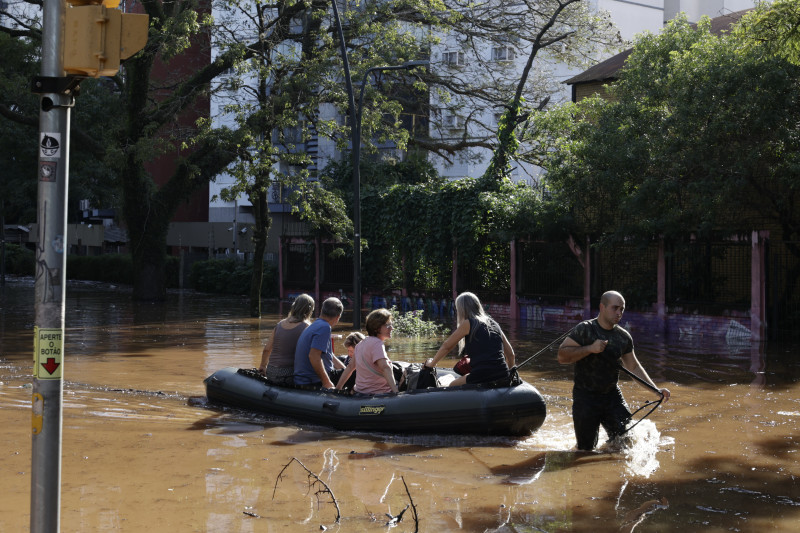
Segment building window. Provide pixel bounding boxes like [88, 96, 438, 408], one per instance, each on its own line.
[442, 50, 464, 67]
[441, 113, 463, 130]
[491, 46, 516, 62]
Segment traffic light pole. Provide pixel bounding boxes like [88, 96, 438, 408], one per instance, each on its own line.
[32, 0, 71, 530]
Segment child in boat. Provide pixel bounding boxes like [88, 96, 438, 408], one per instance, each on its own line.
[424, 292, 515, 387]
[337, 308, 399, 394]
[336, 331, 364, 390]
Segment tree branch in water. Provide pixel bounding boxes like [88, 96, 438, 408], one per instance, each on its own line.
[273, 457, 341, 524]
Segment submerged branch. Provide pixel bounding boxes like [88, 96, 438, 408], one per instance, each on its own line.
[401, 476, 419, 532]
[273, 457, 341, 524]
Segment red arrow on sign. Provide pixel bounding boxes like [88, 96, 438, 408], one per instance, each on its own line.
[41, 358, 60, 375]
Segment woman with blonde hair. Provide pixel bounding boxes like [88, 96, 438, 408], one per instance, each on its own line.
[424, 292, 514, 387]
[258, 294, 315, 385]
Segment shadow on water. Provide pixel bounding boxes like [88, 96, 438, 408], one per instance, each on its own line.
[4, 278, 800, 531]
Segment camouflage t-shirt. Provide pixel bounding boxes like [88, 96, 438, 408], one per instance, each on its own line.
[568, 319, 634, 393]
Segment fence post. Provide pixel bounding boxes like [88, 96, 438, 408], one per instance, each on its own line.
[751, 230, 768, 340]
[315, 236, 320, 307]
[657, 238, 666, 328]
[278, 236, 284, 300]
[452, 247, 458, 301]
[509, 240, 518, 321]
[583, 235, 591, 319]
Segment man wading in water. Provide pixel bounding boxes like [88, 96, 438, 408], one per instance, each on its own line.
[558, 290, 671, 451]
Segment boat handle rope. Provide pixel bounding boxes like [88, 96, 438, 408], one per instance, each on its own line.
[617, 363, 664, 434]
[515, 327, 576, 371]
[512, 328, 665, 434]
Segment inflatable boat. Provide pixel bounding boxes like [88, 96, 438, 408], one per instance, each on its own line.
[204, 366, 546, 436]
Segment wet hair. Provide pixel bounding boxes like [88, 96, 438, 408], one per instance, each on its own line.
[320, 297, 344, 319]
[455, 292, 491, 353]
[343, 331, 365, 348]
[365, 308, 392, 337]
[455, 292, 488, 326]
[288, 293, 315, 322]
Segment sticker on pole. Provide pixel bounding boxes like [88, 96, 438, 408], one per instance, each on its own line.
[34, 327, 63, 380]
[40, 161, 57, 182]
[40, 132, 61, 159]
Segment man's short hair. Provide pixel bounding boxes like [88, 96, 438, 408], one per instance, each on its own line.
[320, 297, 344, 318]
[600, 290, 625, 307]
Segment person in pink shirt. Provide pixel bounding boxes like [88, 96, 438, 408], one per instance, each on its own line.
[337, 308, 398, 395]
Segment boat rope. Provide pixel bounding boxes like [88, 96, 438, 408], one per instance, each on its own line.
[617, 363, 664, 434]
[515, 327, 575, 370]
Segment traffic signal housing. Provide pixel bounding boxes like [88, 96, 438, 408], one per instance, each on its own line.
[62, 0, 149, 77]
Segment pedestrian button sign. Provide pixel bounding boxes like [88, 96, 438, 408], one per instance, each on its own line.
[34, 327, 63, 380]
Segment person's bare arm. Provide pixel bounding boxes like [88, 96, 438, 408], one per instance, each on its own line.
[308, 348, 334, 389]
[375, 358, 399, 393]
[335, 359, 356, 390]
[500, 330, 515, 368]
[620, 351, 671, 401]
[425, 319, 471, 368]
[557, 336, 608, 364]
[258, 326, 278, 374]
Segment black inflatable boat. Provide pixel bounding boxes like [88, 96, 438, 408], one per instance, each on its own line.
[204, 366, 546, 436]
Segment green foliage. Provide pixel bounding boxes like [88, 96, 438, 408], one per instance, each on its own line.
[189, 258, 278, 297]
[735, 0, 800, 65]
[389, 306, 447, 337]
[320, 154, 565, 292]
[539, 11, 800, 246]
[2, 244, 35, 276]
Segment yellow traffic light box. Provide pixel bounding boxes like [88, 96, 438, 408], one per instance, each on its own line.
[62, 0, 149, 77]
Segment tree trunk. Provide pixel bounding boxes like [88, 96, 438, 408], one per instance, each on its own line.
[123, 163, 170, 301]
[247, 182, 272, 317]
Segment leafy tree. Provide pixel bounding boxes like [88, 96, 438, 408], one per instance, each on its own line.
[538, 14, 800, 248]
[211, 0, 435, 315]
[427, 0, 622, 174]
[0, 8, 118, 226]
[1, 0, 623, 306]
[736, 0, 800, 65]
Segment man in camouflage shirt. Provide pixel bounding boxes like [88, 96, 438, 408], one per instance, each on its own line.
[558, 291, 671, 450]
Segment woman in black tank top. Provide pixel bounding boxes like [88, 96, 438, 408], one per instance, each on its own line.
[423, 292, 515, 387]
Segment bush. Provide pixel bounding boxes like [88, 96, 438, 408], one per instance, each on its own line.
[189, 258, 278, 297]
[2, 243, 35, 275]
[389, 306, 448, 337]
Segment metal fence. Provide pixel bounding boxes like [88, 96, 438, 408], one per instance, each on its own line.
[458, 240, 510, 302]
[767, 240, 800, 337]
[286, 235, 794, 332]
[283, 242, 315, 290]
[517, 240, 583, 305]
[590, 242, 659, 311]
[665, 240, 751, 312]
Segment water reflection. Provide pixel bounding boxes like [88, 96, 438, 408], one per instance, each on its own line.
[1, 278, 799, 531]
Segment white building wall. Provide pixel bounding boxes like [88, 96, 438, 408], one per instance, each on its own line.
[429, 0, 755, 184]
[208, 0, 757, 215]
[664, 0, 755, 22]
[430, 0, 666, 184]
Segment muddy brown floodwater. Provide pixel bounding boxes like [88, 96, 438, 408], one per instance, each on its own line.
[1, 278, 799, 532]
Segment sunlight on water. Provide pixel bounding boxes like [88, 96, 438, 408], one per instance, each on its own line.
[620, 420, 667, 478]
[4, 281, 800, 532]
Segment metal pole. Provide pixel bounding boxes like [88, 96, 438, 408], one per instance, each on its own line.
[329, 1, 360, 328]
[329, 1, 426, 328]
[352, 62, 427, 324]
[32, 0, 71, 530]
